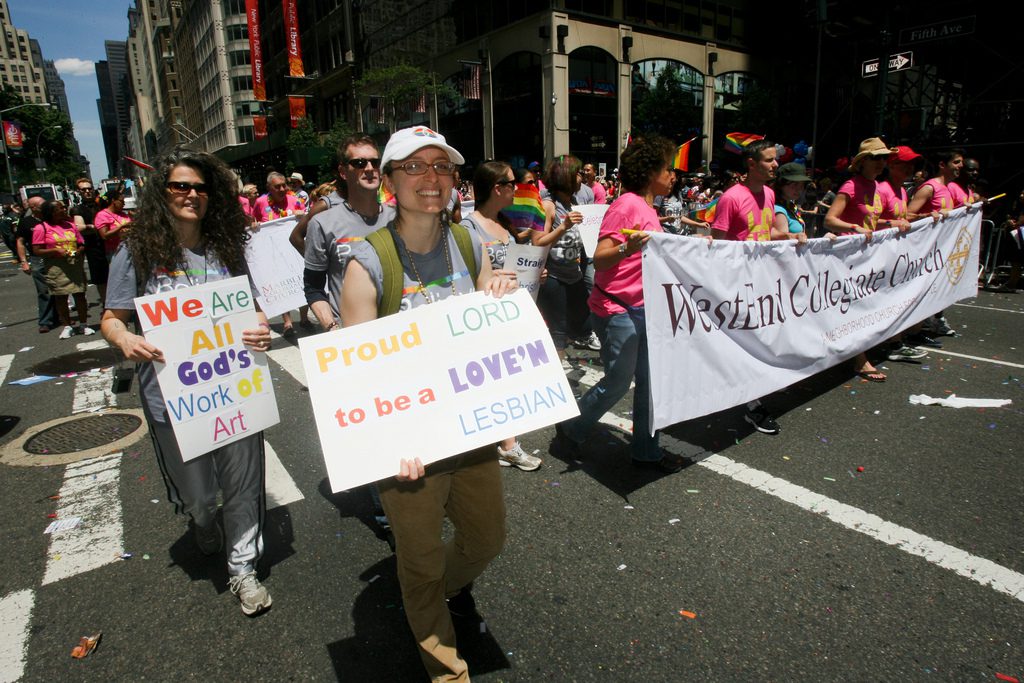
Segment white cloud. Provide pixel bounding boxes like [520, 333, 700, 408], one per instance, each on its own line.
[55, 58, 95, 77]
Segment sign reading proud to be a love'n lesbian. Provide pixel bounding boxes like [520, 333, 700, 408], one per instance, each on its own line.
[134, 276, 280, 461]
[299, 289, 579, 492]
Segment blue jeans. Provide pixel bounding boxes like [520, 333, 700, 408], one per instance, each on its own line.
[563, 308, 661, 461]
[29, 256, 57, 328]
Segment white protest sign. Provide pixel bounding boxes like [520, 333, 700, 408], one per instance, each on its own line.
[505, 243, 549, 300]
[134, 276, 280, 461]
[642, 207, 982, 430]
[244, 215, 306, 318]
[574, 204, 609, 258]
[299, 289, 578, 491]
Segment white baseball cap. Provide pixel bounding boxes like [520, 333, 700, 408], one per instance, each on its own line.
[381, 126, 465, 169]
[288, 172, 304, 183]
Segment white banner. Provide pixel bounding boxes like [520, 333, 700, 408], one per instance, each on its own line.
[643, 207, 982, 430]
[574, 204, 608, 258]
[244, 215, 306, 318]
[299, 289, 578, 491]
[505, 243, 549, 300]
[134, 276, 281, 461]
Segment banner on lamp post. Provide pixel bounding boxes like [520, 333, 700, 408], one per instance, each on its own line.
[252, 115, 268, 140]
[3, 120, 24, 152]
[288, 97, 306, 128]
[282, 0, 305, 78]
[245, 0, 266, 101]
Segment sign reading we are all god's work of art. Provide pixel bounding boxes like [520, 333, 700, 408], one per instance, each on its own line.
[134, 276, 280, 461]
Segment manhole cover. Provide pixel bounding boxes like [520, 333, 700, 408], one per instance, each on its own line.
[23, 413, 144, 455]
[29, 349, 119, 376]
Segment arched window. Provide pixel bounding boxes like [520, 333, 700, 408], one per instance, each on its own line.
[631, 58, 704, 141]
[568, 46, 618, 168]
[492, 51, 543, 169]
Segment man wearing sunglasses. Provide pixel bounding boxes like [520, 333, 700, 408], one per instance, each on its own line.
[303, 133, 395, 331]
[69, 178, 109, 305]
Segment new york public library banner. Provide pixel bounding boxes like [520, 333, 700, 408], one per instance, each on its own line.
[643, 206, 981, 431]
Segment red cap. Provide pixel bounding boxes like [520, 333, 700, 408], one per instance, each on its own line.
[889, 145, 923, 163]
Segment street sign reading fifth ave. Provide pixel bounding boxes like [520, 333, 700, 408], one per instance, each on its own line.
[900, 16, 976, 46]
[861, 52, 914, 78]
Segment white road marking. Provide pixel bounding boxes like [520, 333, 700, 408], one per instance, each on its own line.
[42, 453, 124, 585]
[264, 441, 304, 510]
[935, 349, 1024, 370]
[0, 589, 34, 683]
[76, 340, 110, 351]
[265, 332, 307, 386]
[71, 369, 117, 414]
[698, 453, 1024, 603]
[0, 353, 13, 386]
[584, 368, 1024, 603]
[954, 303, 1023, 314]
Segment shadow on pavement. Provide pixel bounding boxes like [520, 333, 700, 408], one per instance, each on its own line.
[318, 477, 393, 548]
[0, 414, 20, 440]
[326, 556, 510, 680]
[167, 504, 296, 593]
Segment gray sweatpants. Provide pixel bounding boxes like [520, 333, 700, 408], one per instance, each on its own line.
[149, 420, 266, 576]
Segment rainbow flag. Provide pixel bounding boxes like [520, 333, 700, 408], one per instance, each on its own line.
[690, 198, 718, 223]
[378, 183, 395, 206]
[673, 137, 696, 171]
[501, 183, 546, 231]
[724, 132, 764, 155]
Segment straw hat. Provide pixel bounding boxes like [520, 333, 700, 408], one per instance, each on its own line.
[849, 137, 896, 171]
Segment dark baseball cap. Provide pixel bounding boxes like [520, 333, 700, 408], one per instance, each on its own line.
[777, 162, 811, 182]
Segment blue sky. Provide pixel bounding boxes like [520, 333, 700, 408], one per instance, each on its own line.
[9, 0, 131, 180]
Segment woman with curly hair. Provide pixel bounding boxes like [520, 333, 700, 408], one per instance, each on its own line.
[32, 199, 93, 339]
[100, 149, 275, 617]
[552, 136, 687, 473]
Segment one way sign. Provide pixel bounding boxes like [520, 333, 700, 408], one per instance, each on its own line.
[862, 52, 913, 78]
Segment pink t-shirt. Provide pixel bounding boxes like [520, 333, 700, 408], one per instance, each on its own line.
[837, 176, 883, 230]
[589, 192, 663, 316]
[711, 183, 775, 241]
[919, 178, 955, 213]
[239, 196, 251, 216]
[94, 208, 130, 255]
[590, 181, 607, 205]
[878, 181, 908, 221]
[32, 220, 84, 253]
[253, 193, 305, 223]
[948, 181, 969, 208]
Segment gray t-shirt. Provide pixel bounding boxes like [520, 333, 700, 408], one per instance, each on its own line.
[545, 198, 584, 284]
[304, 200, 395, 320]
[347, 223, 482, 314]
[106, 243, 246, 422]
[573, 183, 595, 206]
[460, 213, 509, 270]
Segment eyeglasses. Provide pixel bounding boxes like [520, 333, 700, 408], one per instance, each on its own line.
[391, 160, 457, 176]
[78, 187, 94, 193]
[347, 157, 380, 169]
[166, 181, 209, 195]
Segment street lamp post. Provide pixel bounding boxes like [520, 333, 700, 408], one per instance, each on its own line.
[1, 102, 54, 195]
[34, 124, 61, 179]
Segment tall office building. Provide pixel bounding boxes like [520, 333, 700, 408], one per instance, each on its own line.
[95, 40, 134, 177]
[0, 0, 47, 104]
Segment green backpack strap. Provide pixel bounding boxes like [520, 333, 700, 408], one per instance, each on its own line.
[366, 222, 480, 318]
[365, 227, 404, 317]
[449, 221, 479, 282]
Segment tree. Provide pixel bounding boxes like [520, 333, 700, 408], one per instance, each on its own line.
[1, 87, 84, 191]
[631, 64, 703, 142]
[286, 116, 320, 151]
[355, 64, 456, 133]
[319, 118, 354, 179]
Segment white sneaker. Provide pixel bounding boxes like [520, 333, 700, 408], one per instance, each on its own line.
[78, 325, 96, 336]
[572, 332, 601, 351]
[228, 572, 272, 616]
[497, 442, 542, 471]
[58, 325, 75, 339]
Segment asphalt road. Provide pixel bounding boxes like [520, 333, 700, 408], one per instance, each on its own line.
[0, 252, 1021, 682]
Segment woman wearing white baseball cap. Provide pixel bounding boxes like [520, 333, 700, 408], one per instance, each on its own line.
[340, 125, 515, 682]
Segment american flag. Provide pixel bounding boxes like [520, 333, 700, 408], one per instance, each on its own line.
[415, 91, 427, 113]
[462, 64, 481, 100]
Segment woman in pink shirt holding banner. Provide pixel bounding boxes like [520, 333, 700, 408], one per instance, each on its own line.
[552, 136, 687, 473]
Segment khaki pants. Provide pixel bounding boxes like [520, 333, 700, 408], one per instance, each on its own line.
[379, 446, 506, 682]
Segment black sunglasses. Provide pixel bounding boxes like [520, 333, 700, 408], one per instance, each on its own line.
[166, 181, 209, 195]
[347, 158, 380, 169]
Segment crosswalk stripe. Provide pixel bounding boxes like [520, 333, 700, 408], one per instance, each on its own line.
[585, 365, 1024, 604]
[76, 340, 110, 352]
[265, 441, 304, 510]
[265, 333, 307, 386]
[0, 589, 34, 683]
[71, 369, 116, 414]
[42, 453, 124, 585]
[0, 353, 13, 386]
